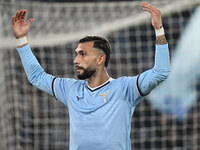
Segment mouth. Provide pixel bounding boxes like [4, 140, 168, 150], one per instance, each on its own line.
[76, 66, 84, 72]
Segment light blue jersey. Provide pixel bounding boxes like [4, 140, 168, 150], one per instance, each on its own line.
[16, 43, 170, 150]
[54, 77, 140, 149]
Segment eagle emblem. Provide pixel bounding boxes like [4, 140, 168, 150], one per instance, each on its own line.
[98, 91, 111, 103]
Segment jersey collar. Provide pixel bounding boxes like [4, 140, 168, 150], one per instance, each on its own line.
[87, 78, 113, 92]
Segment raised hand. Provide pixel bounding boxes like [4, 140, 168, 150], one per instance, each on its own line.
[12, 9, 35, 39]
[141, 2, 162, 30]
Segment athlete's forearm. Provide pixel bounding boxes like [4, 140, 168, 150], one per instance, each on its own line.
[156, 35, 167, 45]
[16, 44, 54, 95]
[138, 44, 170, 96]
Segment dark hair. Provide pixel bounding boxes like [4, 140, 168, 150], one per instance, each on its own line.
[79, 35, 111, 67]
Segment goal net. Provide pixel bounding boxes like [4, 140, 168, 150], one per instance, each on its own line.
[0, 0, 200, 149]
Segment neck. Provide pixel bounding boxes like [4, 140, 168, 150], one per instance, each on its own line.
[87, 67, 109, 88]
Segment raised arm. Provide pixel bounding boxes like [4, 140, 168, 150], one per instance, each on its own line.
[12, 9, 35, 47]
[141, 2, 167, 45]
[137, 3, 170, 96]
[12, 10, 55, 95]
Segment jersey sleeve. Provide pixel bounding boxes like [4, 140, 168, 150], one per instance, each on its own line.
[120, 76, 142, 107]
[138, 44, 170, 95]
[121, 44, 170, 107]
[53, 78, 76, 107]
[16, 44, 55, 95]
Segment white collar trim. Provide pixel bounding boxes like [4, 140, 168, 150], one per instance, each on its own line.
[87, 77, 113, 91]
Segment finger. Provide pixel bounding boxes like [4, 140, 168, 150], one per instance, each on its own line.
[27, 18, 35, 27]
[142, 6, 159, 15]
[143, 8, 159, 15]
[18, 9, 23, 20]
[141, 2, 156, 9]
[143, 7, 161, 22]
[12, 16, 16, 25]
[142, 6, 161, 20]
[21, 10, 27, 20]
[142, 7, 158, 17]
[15, 11, 19, 22]
[141, 2, 160, 14]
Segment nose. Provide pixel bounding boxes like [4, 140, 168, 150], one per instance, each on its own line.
[73, 56, 79, 65]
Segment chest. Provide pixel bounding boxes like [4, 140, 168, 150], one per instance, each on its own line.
[67, 86, 130, 119]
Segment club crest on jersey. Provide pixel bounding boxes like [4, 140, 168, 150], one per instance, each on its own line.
[98, 91, 111, 103]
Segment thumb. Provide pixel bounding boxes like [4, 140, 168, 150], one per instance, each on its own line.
[27, 18, 35, 28]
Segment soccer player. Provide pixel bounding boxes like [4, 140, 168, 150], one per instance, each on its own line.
[12, 2, 170, 150]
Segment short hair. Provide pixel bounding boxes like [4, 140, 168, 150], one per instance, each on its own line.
[79, 35, 111, 67]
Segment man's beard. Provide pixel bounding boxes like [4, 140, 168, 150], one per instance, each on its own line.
[77, 67, 96, 80]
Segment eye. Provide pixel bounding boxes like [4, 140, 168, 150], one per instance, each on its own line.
[81, 51, 87, 56]
[75, 50, 87, 57]
[82, 53, 86, 56]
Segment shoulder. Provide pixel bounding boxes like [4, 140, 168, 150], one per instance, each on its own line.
[114, 76, 138, 83]
[109, 76, 138, 89]
[55, 78, 86, 88]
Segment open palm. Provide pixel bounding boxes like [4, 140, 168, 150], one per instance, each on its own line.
[12, 10, 35, 39]
[141, 2, 162, 30]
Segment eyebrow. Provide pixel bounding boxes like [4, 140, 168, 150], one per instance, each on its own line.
[75, 50, 87, 55]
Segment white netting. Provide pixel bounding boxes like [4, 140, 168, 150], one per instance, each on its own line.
[1, 0, 199, 48]
[0, 0, 200, 149]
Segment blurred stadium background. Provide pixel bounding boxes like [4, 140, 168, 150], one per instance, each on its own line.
[0, 0, 200, 149]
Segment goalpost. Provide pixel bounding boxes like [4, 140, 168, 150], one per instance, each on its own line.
[0, 0, 200, 149]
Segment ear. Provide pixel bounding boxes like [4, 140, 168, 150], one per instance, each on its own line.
[97, 54, 106, 66]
